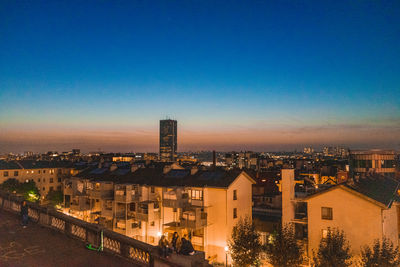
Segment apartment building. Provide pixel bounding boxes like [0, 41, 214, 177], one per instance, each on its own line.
[63, 163, 255, 264]
[282, 169, 400, 257]
[0, 160, 74, 198]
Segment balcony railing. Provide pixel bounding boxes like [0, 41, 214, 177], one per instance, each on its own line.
[88, 189, 114, 199]
[0, 191, 211, 267]
[180, 217, 207, 229]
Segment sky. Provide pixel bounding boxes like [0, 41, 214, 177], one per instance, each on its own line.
[0, 0, 399, 153]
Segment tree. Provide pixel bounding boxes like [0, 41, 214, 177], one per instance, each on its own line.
[46, 190, 63, 206]
[0, 178, 20, 192]
[228, 216, 262, 267]
[0, 178, 40, 202]
[313, 228, 352, 267]
[265, 224, 303, 267]
[360, 237, 400, 267]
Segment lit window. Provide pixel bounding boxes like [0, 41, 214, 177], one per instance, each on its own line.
[191, 190, 203, 200]
[322, 229, 329, 239]
[321, 207, 333, 220]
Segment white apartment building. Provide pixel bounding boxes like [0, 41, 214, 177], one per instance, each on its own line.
[64, 163, 255, 264]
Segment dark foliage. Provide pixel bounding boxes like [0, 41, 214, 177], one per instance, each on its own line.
[360, 237, 400, 267]
[313, 228, 352, 267]
[265, 224, 303, 267]
[228, 217, 262, 267]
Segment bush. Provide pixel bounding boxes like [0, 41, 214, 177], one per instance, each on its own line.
[265, 224, 303, 267]
[228, 217, 262, 267]
[0, 178, 40, 202]
[360, 237, 400, 267]
[313, 228, 352, 267]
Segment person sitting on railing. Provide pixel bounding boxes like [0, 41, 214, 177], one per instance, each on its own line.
[180, 236, 195, 256]
[158, 235, 170, 258]
[171, 232, 182, 253]
[21, 201, 28, 228]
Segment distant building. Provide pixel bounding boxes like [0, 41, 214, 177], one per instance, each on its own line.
[349, 150, 396, 177]
[0, 160, 74, 197]
[225, 151, 258, 170]
[159, 119, 177, 162]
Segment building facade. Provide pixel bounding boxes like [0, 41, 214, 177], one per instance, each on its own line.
[63, 165, 255, 264]
[349, 150, 396, 177]
[160, 119, 178, 162]
[0, 160, 73, 198]
[282, 168, 400, 258]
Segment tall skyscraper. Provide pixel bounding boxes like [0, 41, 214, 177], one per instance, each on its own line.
[159, 119, 177, 162]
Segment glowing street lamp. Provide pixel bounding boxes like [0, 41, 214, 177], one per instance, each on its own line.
[224, 246, 229, 266]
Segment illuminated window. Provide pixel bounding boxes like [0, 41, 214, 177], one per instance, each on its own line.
[321, 207, 333, 220]
[322, 229, 329, 239]
[191, 190, 203, 200]
[233, 208, 237, 219]
[233, 190, 237, 200]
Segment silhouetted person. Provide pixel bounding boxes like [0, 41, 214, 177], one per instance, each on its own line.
[21, 201, 28, 228]
[180, 237, 195, 256]
[158, 235, 170, 258]
[171, 232, 181, 253]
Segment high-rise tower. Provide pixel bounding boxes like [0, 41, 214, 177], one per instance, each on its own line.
[159, 119, 177, 162]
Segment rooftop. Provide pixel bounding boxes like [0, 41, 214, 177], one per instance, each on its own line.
[0, 209, 136, 267]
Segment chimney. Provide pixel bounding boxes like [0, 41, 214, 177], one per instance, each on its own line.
[110, 163, 118, 172]
[131, 165, 139, 173]
[281, 169, 295, 225]
[213, 150, 216, 168]
[191, 166, 198, 175]
[163, 165, 172, 174]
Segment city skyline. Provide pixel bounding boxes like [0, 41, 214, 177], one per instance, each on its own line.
[1, 1, 399, 153]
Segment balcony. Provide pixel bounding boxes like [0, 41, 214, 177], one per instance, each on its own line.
[136, 209, 160, 222]
[136, 201, 160, 222]
[101, 208, 113, 218]
[88, 189, 114, 199]
[180, 209, 207, 229]
[293, 202, 307, 223]
[162, 191, 189, 208]
[114, 190, 140, 203]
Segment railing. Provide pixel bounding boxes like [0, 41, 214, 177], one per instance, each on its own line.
[0, 191, 211, 267]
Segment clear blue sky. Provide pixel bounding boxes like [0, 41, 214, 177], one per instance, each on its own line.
[0, 0, 399, 153]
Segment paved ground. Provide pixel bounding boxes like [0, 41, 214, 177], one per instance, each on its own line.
[0, 209, 138, 267]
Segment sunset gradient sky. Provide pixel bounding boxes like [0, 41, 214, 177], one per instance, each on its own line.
[1, 1, 399, 153]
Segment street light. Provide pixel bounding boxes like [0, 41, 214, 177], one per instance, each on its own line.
[224, 246, 229, 267]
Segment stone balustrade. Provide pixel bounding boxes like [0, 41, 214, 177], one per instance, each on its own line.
[0, 191, 211, 267]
